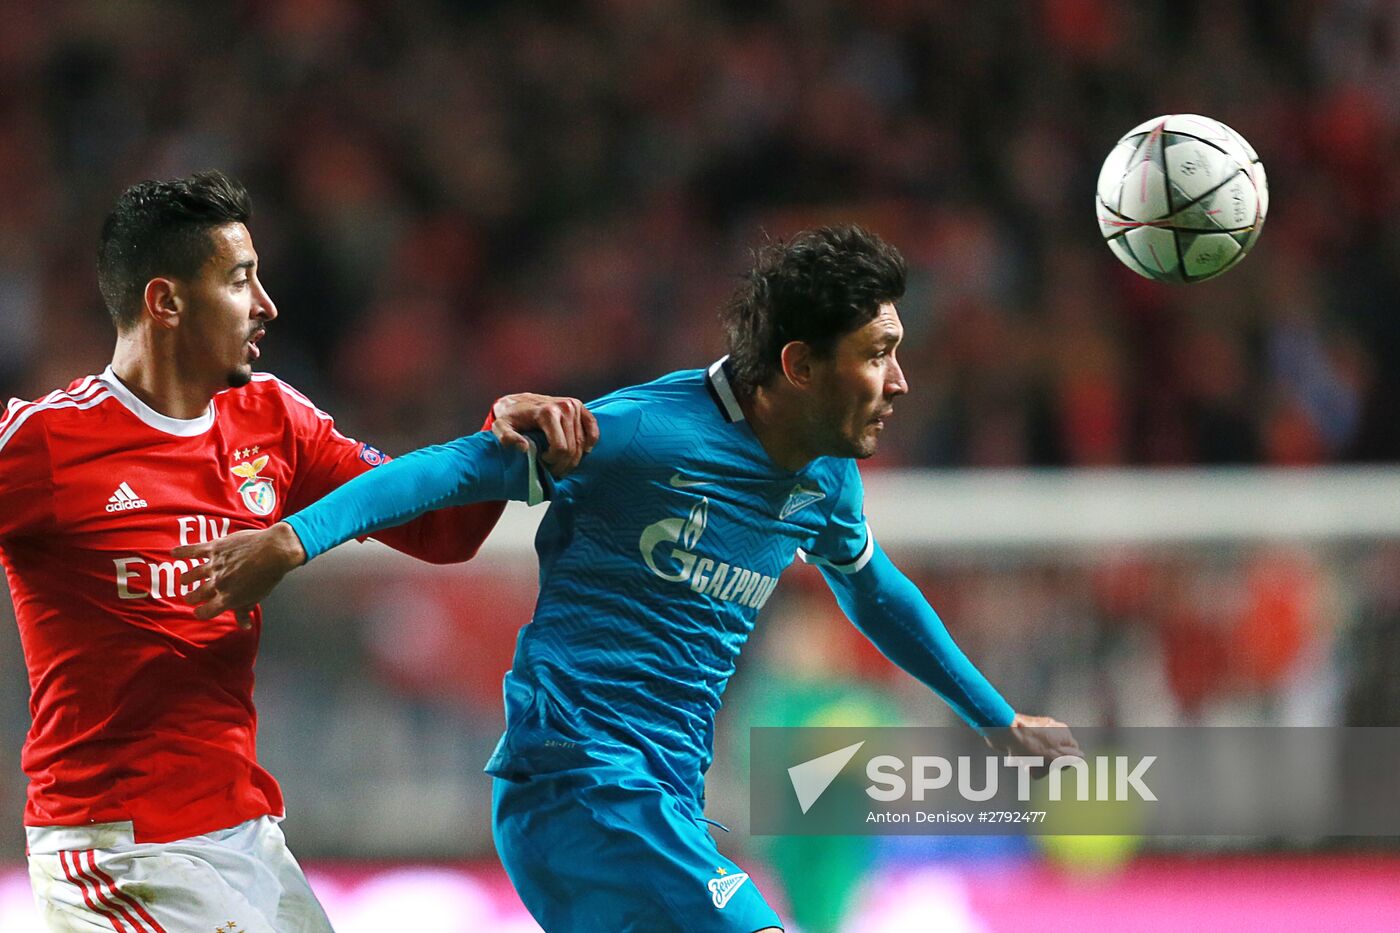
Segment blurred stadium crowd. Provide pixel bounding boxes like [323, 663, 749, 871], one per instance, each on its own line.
[1, 0, 1398, 466]
[2, 4, 1400, 915]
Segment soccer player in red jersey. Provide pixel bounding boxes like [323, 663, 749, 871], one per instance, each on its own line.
[0, 171, 596, 932]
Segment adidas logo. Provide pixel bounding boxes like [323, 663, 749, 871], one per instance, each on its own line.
[706, 871, 750, 909]
[105, 482, 148, 512]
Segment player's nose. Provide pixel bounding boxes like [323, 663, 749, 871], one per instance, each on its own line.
[253, 278, 278, 321]
[887, 356, 909, 397]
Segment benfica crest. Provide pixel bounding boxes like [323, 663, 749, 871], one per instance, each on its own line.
[231, 454, 277, 516]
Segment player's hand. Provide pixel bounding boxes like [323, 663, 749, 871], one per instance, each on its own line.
[984, 713, 1082, 776]
[492, 393, 599, 478]
[173, 523, 307, 624]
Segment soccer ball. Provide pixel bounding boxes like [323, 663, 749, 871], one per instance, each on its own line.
[1096, 114, 1268, 283]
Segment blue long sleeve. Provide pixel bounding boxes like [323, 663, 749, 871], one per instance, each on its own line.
[816, 540, 1015, 731]
[285, 431, 548, 561]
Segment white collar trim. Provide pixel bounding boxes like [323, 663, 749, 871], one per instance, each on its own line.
[99, 366, 217, 436]
[707, 356, 745, 423]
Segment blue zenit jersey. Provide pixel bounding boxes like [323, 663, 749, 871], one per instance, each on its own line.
[286, 357, 1014, 811]
[484, 360, 871, 802]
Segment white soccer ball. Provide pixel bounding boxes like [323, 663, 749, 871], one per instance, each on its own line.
[1096, 114, 1268, 283]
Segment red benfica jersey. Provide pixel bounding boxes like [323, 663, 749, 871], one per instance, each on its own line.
[0, 367, 504, 843]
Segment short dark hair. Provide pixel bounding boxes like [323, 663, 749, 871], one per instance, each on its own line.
[98, 171, 252, 329]
[720, 225, 907, 398]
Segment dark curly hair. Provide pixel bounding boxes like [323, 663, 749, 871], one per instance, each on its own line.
[720, 225, 907, 398]
[98, 170, 252, 330]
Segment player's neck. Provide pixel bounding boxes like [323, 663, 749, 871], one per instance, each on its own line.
[110, 337, 218, 420]
[741, 387, 815, 473]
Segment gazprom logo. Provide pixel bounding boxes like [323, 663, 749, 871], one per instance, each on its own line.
[639, 497, 779, 609]
[681, 499, 707, 549]
[639, 501, 703, 583]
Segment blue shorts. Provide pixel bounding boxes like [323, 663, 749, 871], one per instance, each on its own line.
[493, 767, 784, 933]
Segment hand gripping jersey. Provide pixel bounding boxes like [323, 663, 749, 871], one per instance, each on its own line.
[285, 359, 1015, 813]
[0, 367, 504, 842]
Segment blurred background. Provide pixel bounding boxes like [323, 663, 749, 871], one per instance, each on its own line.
[2, 0, 1399, 930]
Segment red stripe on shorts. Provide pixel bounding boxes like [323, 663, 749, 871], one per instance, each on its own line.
[70, 851, 151, 932]
[58, 850, 127, 932]
[85, 851, 169, 933]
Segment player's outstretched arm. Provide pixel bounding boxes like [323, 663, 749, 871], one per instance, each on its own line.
[815, 541, 1014, 720]
[816, 541, 1082, 761]
[364, 393, 598, 564]
[176, 430, 548, 619]
[814, 539, 1013, 729]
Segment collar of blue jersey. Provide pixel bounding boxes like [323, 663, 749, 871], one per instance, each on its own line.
[705, 357, 745, 423]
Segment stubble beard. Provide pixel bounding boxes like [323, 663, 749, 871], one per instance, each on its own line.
[850, 429, 880, 459]
[226, 364, 253, 388]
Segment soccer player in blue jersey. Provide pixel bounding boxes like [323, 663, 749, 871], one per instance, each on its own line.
[178, 225, 1078, 933]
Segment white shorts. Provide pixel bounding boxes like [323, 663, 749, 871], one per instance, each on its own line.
[25, 816, 334, 933]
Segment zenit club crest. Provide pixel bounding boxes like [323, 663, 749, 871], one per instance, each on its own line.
[231, 454, 277, 516]
[780, 483, 825, 519]
[706, 868, 750, 909]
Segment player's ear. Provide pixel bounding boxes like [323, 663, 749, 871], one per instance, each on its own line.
[779, 341, 818, 389]
[142, 277, 182, 329]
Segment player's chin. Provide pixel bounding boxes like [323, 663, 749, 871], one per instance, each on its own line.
[849, 428, 883, 459]
[226, 362, 254, 388]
